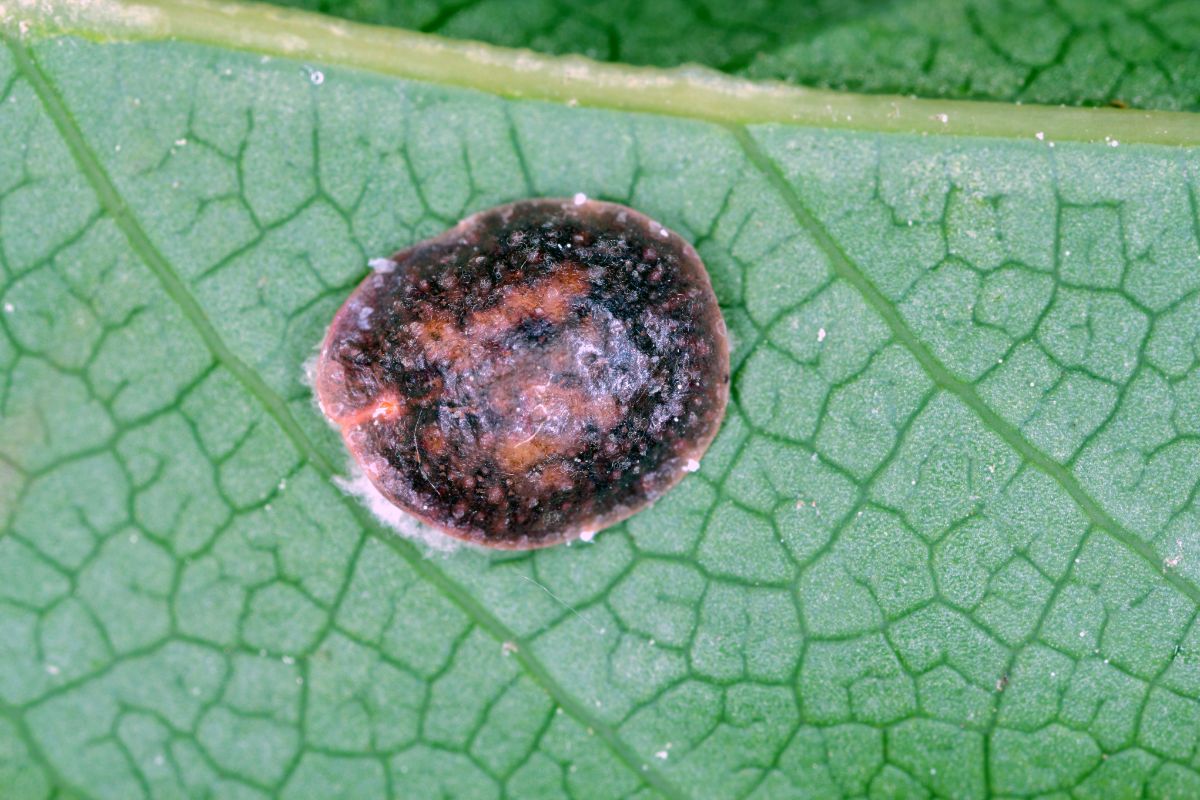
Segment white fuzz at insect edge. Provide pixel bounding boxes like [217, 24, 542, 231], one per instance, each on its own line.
[334, 467, 462, 553]
[301, 353, 321, 390]
[301, 351, 459, 552]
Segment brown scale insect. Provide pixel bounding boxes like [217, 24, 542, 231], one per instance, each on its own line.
[315, 197, 729, 549]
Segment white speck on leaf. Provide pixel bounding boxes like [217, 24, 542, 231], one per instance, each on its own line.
[573, 192, 588, 205]
[817, 327, 826, 342]
[683, 458, 700, 473]
[1166, 539, 1184, 569]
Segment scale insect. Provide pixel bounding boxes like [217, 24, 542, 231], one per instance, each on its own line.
[316, 198, 729, 549]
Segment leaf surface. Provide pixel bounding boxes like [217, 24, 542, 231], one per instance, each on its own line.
[2, 3, 1200, 798]
[267, 0, 1200, 110]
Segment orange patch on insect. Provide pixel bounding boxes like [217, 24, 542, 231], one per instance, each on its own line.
[494, 382, 621, 473]
[331, 394, 405, 431]
[534, 461, 576, 493]
[487, 263, 589, 325]
[497, 432, 562, 473]
[418, 424, 448, 456]
[416, 265, 590, 365]
[418, 317, 470, 364]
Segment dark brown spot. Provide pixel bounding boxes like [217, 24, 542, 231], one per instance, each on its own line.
[316, 198, 729, 549]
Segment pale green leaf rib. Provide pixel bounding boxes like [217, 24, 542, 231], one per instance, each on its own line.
[259, 0, 1200, 114]
[6, 0, 1200, 145]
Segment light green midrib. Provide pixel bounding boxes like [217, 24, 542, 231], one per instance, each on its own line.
[3, 37, 685, 800]
[727, 124, 1200, 607]
[10, 0, 1200, 146]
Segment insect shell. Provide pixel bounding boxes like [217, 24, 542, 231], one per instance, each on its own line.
[316, 197, 729, 549]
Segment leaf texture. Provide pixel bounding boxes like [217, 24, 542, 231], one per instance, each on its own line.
[2, 5, 1200, 798]
[267, 0, 1200, 111]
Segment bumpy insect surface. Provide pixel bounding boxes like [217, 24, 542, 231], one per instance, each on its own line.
[316, 198, 729, 548]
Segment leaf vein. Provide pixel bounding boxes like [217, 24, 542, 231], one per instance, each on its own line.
[729, 121, 1200, 608]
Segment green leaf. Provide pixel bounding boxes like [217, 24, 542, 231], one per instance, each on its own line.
[3, 1, 1200, 798]
[265, 0, 1200, 111]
